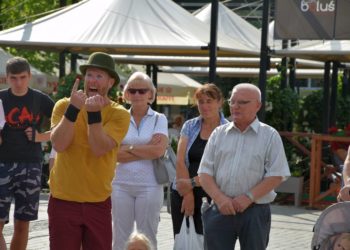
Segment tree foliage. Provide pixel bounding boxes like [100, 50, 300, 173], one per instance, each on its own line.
[265, 74, 299, 131]
[0, 1, 79, 74]
[296, 75, 350, 133]
[296, 90, 323, 133]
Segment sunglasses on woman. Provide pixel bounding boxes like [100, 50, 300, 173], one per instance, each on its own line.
[127, 88, 149, 95]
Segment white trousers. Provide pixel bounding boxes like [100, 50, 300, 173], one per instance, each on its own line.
[111, 183, 163, 250]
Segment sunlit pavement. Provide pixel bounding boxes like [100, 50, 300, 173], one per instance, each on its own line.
[4, 193, 322, 250]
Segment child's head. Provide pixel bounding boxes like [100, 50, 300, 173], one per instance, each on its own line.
[332, 233, 350, 250]
[125, 232, 153, 250]
[6, 57, 31, 75]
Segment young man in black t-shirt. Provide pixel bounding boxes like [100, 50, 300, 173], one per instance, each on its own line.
[0, 57, 54, 250]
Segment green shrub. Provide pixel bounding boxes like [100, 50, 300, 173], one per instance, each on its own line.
[265, 75, 299, 131]
[296, 90, 323, 133]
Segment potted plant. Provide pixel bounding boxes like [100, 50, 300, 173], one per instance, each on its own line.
[276, 176, 304, 207]
[275, 150, 306, 206]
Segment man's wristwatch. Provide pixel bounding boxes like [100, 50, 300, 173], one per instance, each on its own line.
[190, 178, 196, 188]
[245, 191, 255, 202]
[128, 145, 134, 152]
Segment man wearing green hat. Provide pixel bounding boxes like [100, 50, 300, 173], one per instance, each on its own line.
[48, 52, 130, 250]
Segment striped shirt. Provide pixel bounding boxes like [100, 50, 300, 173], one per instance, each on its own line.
[198, 118, 290, 204]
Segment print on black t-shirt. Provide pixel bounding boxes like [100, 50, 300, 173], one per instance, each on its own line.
[6, 106, 40, 129]
[0, 88, 55, 163]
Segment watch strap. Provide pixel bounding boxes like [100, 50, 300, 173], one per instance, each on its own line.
[190, 178, 196, 188]
[246, 191, 255, 202]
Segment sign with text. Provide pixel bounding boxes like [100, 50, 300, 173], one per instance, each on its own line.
[274, 0, 350, 39]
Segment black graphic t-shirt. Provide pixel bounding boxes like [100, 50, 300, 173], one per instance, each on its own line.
[0, 88, 55, 163]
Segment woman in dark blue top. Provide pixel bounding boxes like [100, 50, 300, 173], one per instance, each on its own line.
[171, 83, 228, 239]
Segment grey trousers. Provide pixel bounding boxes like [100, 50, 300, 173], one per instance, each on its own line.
[202, 203, 271, 250]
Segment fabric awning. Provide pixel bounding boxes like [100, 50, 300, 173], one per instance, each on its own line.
[156, 73, 202, 105]
[0, 0, 256, 57]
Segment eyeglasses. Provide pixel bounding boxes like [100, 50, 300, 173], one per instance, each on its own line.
[127, 88, 149, 95]
[227, 99, 255, 107]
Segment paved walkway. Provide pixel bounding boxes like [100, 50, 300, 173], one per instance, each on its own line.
[4, 194, 323, 250]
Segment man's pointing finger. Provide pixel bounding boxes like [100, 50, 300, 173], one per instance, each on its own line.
[71, 78, 80, 93]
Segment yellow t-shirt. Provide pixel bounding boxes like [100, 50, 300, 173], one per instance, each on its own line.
[49, 98, 130, 202]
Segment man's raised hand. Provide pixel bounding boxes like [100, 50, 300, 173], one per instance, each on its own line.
[85, 95, 110, 112]
[70, 78, 86, 110]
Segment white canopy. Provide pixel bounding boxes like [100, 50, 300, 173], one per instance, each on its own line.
[156, 73, 202, 105]
[194, 2, 263, 50]
[273, 40, 350, 62]
[269, 21, 350, 62]
[160, 66, 325, 79]
[0, 48, 55, 92]
[112, 55, 324, 69]
[116, 66, 201, 106]
[0, 0, 256, 57]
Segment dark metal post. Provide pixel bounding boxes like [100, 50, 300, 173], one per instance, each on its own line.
[59, 52, 65, 78]
[208, 0, 218, 83]
[329, 61, 339, 128]
[59, 0, 67, 79]
[258, 0, 270, 121]
[280, 40, 288, 89]
[289, 40, 298, 91]
[151, 65, 158, 110]
[146, 65, 151, 77]
[0, 0, 3, 30]
[342, 69, 349, 98]
[322, 61, 331, 134]
[152, 65, 158, 89]
[70, 53, 78, 73]
[289, 58, 296, 91]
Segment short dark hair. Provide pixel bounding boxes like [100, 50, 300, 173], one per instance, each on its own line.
[6, 57, 31, 75]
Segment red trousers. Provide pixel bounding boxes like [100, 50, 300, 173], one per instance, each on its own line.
[48, 196, 112, 250]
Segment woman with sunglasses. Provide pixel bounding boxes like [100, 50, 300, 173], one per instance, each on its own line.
[171, 84, 228, 246]
[111, 72, 168, 250]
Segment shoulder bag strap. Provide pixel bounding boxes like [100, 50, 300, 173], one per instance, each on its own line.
[31, 89, 42, 141]
[31, 89, 42, 123]
[153, 112, 159, 131]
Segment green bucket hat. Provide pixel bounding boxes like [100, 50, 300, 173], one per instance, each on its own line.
[79, 52, 120, 84]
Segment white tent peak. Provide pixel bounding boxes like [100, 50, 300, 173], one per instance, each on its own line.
[0, 0, 256, 57]
[0, 49, 44, 76]
[194, 2, 264, 50]
[0, 48, 55, 92]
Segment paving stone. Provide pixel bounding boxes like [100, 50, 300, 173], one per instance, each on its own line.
[3, 194, 323, 250]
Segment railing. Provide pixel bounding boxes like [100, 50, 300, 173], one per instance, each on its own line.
[279, 132, 350, 208]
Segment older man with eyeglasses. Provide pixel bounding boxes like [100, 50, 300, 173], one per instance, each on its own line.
[198, 83, 290, 250]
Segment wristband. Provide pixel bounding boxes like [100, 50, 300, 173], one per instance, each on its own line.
[64, 104, 80, 122]
[246, 191, 255, 202]
[190, 178, 196, 188]
[87, 111, 102, 124]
